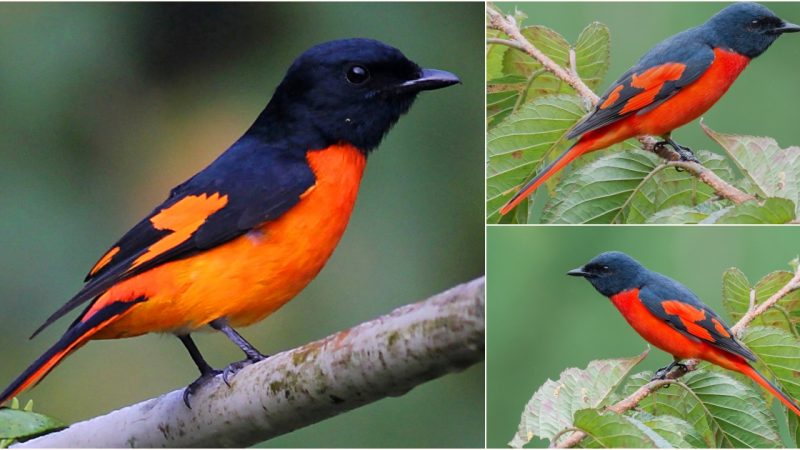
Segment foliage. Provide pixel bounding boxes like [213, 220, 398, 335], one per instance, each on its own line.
[0, 398, 65, 447]
[486, 6, 800, 224]
[511, 263, 800, 448]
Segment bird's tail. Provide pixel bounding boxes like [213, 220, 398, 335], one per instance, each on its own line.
[736, 360, 800, 417]
[499, 140, 591, 215]
[0, 299, 141, 405]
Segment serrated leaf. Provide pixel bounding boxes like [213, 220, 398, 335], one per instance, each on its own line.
[631, 412, 708, 448]
[703, 124, 800, 214]
[573, 409, 670, 448]
[486, 29, 509, 81]
[573, 22, 611, 90]
[486, 94, 586, 223]
[742, 326, 800, 404]
[621, 371, 714, 446]
[681, 370, 783, 448]
[0, 408, 65, 441]
[722, 269, 800, 335]
[711, 197, 796, 224]
[509, 350, 648, 448]
[540, 149, 730, 224]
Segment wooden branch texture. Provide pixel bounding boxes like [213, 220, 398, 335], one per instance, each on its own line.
[14, 277, 485, 448]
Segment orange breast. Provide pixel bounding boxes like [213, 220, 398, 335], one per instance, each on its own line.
[93, 144, 366, 338]
[581, 48, 750, 152]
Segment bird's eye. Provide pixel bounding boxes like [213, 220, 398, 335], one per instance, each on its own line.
[601, 265, 610, 271]
[346, 65, 370, 85]
[752, 19, 760, 24]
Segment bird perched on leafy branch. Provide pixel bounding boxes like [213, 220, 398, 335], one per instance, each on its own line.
[0, 38, 459, 407]
[568, 251, 800, 416]
[501, 2, 800, 215]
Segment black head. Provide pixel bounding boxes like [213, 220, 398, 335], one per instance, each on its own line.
[704, 2, 800, 58]
[567, 251, 648, 297]
[251, 38, 459, 153]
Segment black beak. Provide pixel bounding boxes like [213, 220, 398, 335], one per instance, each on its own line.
[774, 21, 800, 33]
[567, 267, 589, 277]
[395, 68, 461, 94]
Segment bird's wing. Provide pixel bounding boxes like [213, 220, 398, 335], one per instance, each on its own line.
[639, 273, 755, 362]
[32, 138, 316, 337]
[567, 38, 715, 139]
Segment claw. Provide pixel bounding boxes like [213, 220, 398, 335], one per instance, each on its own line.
[222, 354, 269, 386]
[651, 360, 687, 381]
[183, 368, 223, 408]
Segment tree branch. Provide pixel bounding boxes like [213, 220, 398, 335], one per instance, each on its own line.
[554, 267, 800, 448]
[486, 5, 753, 206]
[14, 278, 485, 448]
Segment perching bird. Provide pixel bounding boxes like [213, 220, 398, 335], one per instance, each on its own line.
[568, 251, 800, 416]
[0, 38, 460, 407]
[500, 2, 800, 215]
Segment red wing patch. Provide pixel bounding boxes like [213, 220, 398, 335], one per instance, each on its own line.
[600, 85, 624, 110]
[131, 193, 228, 269]
[619, 63, 686, 114]
[661, 300, 714, 341]
[712, 318, 731, 338]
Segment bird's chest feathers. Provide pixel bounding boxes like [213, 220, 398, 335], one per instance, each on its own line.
[610, 289, 670, 344]
[676, 48, 750, 113]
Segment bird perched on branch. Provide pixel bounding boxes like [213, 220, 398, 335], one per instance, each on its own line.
[568, 251, 800, 416]
[0, 38, 459, 407]
[500, 2, 800, 215]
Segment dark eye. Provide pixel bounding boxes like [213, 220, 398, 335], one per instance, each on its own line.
[346, 65, 370, 85]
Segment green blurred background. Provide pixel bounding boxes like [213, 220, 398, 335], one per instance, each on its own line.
[0, 3, 484, 447]
[495, 2, 800, 214]
[487, 226, 800, 447]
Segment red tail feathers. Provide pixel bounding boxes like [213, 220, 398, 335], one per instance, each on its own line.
[499, 141, 591, 215]
[736, 360, 800, 417]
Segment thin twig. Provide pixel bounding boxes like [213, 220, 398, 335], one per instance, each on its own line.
[554, 267, 800, 448]
[486, 5, 753, 206]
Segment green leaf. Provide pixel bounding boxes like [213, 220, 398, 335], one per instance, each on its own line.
[486, 29, 509, 81]
[573, 409, 671, 448]
[509, 350, 648, 448]
[788, 413, 800, 447]
[572, 22, 611, 91]
[0, 408, 65, 441]
[703, 124, 800, 215]
[742, 326, 800, 404]
[631, 412, 708, 448]
[681, 370, 783, 448]
[486, 94, 586, 223]
[540, 149, 730, 224]
[722, 269, 800, 336]
[621, 372, 714, 447]
[710, 197, 796, 224]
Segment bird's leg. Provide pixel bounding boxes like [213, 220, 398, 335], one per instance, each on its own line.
[210, 318, 269, 385]
[651, 358, 688, 381]
[179, 334, 222, 408]
[654, 136, 700, 164]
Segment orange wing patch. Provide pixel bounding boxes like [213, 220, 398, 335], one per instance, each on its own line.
[89, 246, 120, 276]
[131, 193, 228, 269]
[662, 300, 714, 341]
[620, 63, 686, 114]
[600, 85, 624, 110]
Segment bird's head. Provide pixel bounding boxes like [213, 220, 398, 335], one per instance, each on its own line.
[706, 2, 800, 58]
[256, 38, 460, 153]
[567, 251, 647, 297]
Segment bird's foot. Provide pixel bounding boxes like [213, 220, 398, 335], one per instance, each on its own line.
[183, 368, 223, 408]
[222, 353, 269, 386]
[655, 139, 700, 167]
[651, 361, 688, 381]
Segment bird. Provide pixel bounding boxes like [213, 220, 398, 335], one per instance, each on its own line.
[500, 2, 800, 215]
[568, 251, 800, 416]
[0, 38, 460, 408]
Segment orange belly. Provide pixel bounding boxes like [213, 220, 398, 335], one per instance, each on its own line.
[93, 144, 366, 338]
[581, 48, 750, 152]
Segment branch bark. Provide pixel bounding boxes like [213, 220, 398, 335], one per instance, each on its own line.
[486, 6, 754, 206]
[14, 277, 485, 448]
[554, 267, 800, 448]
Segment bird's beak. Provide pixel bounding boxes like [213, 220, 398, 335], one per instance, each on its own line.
[395, 68, 461, 94]
[773, 21, 800, 33]
[567, 267, 589, 277]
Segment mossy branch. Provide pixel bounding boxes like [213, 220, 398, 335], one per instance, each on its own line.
[13, 278, 485, 448]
